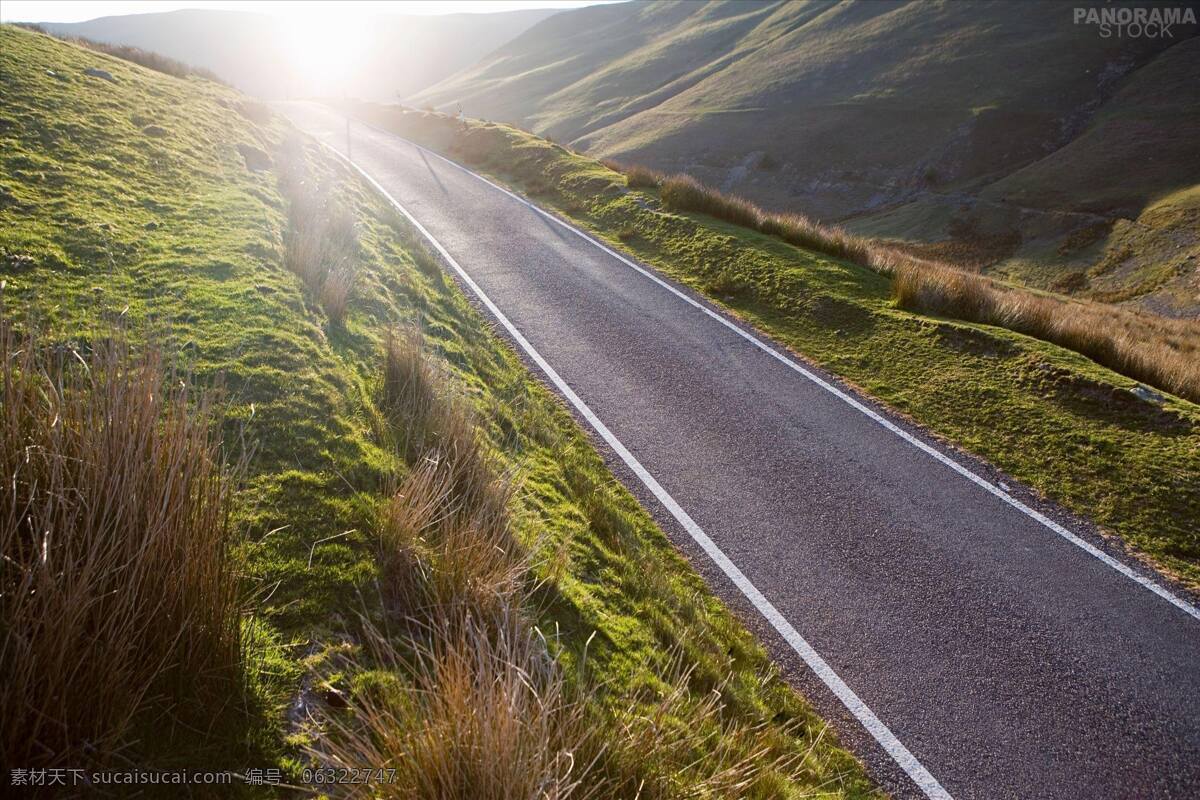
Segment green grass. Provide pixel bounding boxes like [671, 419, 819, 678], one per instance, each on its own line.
[0, 26, 878, 797]
[342, 102, 1200, 593]
[1083, 185, 1200, 308]
[412, 2, 1199, 307]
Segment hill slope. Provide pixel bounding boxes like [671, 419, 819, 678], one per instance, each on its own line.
[412, 0, 1200, 314]
[0, 25, 878, 796]
[38, 7, 558, 100]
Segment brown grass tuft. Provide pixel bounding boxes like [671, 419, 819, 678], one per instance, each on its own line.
[660, 174, 762, 229]
[892, 261, 991, 319]
[379, 457, 521, 623]
[626, 164, 664, 189]
[309, 612, 597, 800]
[379, 327, 518, 610]
[319, 265, 355, 327]
[893, 262, 1200, 400]
[380, 328, 501, 509]
[279, 141, 359, 326]
[0, 318, 240, 768]
[311, 615, 820, 800]
[601, 160, 662, 189]
[381, 326, 438, 457]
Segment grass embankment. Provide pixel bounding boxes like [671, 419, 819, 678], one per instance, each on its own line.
[338, 102, 1200, 590]
[638, 172, 1200, 405]
[0, 26, 878, 798]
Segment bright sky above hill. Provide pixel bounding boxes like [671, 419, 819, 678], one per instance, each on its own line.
[0, 1, 617, 23]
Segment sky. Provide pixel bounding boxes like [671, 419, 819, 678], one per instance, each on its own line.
[0, 0, 616, 23]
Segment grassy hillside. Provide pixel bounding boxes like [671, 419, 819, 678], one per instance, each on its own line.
[979, 35, 1200, 313]
[340, 101, 1200, 595]
[0, 26, 879, 797]
[412, 0, 1200, 311]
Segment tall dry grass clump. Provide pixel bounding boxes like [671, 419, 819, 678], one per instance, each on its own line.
[602, 159, 663, 189]
[656, 172, 883, 266]
[313, 615, 816, 800]
[627, 165, 1200, 403]
[891, 261, 993, 319]
[313, 613, 598, 800]
[378, 328, 517, 620]
[381, 328, 501, 512]
[892, 262, 1200, 400]
[763, 212, 874, 264]
[0, 318, 240, 768]
[660, 174, 762, 230]
[380, 326, 438, 454]
[380, 458, 520, 623]
[625, 164, 663, 189]
[318, 263, 356, 326]
[279, 142, 360, 326]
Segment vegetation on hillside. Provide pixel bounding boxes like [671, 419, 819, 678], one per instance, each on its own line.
[605, 166, 1200, 404]
[16, 21, 227, 82]
[411, 0, 1200, 311]
[339, 101, 1200, 593]
[1, 323, 242, 769]
[0, 26, 878, 798]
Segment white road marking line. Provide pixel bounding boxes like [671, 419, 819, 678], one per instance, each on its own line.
[311, 127, 954, 800]
[349, 120, 1200, 625]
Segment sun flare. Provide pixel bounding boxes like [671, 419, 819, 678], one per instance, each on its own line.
[283, 13, 365, 92]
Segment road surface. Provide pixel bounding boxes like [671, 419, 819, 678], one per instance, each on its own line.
[278, 102, 1200, 800]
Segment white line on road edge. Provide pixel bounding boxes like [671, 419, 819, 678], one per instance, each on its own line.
[351, 122, 1200, 626]
[317, 135, 955, 800]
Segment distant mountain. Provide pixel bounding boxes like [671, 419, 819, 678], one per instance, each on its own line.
[412, 0, 1200, 314]
[39, 7, 559, 101]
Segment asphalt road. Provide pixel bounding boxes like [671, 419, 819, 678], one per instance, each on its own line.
[278, 102, 1200, 800]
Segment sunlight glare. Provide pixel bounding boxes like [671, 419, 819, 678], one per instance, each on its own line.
[284, 12, 366, 93]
